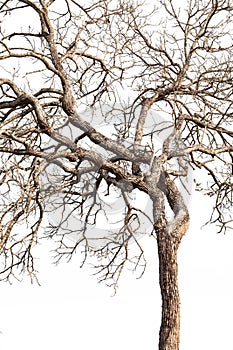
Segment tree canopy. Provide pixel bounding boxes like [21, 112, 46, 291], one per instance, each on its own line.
[0, 0, 232, 280]
[0, 1, 233, 348]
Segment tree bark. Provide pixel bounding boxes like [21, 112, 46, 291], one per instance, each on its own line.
[153, 175, 189, 350]
[157, 231, 180, 350]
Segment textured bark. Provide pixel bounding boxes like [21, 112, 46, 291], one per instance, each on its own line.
[153, 176, 189, 350]
[157, 231, 180, 350]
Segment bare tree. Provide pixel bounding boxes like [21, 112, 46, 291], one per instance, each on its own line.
[0, 0, 232, 349]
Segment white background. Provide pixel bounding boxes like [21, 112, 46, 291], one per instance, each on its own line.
[1, 190, 233, 350]
[1, 2, 233, 349]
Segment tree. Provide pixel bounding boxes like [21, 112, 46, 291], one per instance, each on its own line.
[0, 0, 232, 349]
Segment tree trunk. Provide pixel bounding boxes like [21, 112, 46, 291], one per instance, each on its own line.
[152, 175, 189, 350]
[157, 232, 180, 350]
